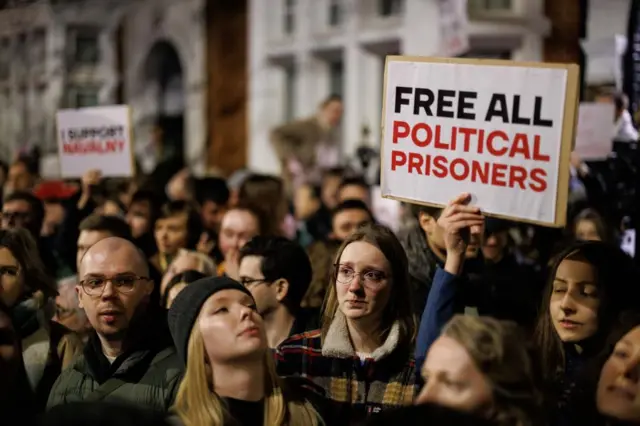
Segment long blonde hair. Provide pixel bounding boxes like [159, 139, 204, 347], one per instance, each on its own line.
[173, 326, 320, 426]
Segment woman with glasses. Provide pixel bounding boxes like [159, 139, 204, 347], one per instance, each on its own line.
[0, 228, 83, 412]
[275, 224, 418, 425]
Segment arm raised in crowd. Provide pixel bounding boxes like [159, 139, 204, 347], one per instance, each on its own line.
[414, 193, 484, 376]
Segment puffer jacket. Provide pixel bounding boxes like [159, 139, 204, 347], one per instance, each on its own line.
[46, 308, 182, 412]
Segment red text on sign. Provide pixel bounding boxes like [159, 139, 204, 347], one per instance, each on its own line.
[390, 151, 548, 192]
[392, 120, 550, 162]
[63, 139, 125, 155]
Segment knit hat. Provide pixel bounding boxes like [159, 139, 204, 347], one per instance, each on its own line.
[167, 276, 254, 365]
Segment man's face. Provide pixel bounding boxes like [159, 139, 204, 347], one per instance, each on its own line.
[332, 209, 372, 241]
[338, 184, 371, 207]
[321, 175, 341, 210]
[201, 200, 227, 233]
[1, 200, 34, 232]
[239, 255, 278, 316]
[5, 163, 33, 194]
[482, 231, 509, 263]
[126, 200, 152, 239]
[77, 230, 113, 271]
[294, 185, 320, 221]
[77, 245, 153, 340]
[218, 210, 259, 257]
[322, 100, 343, 128]
[154, 213, 188, 256]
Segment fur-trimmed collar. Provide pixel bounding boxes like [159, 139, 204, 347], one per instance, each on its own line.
[321, 311, 400, 361]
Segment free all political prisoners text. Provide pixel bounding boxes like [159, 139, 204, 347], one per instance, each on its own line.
[389, 86, 558, 193]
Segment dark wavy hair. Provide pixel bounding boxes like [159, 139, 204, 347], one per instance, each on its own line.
[0, 228, 57, 301]
[533, 241, 640, 385]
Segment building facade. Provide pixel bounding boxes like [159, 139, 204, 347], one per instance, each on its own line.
[0, 0, 210, 174]
[248, 0, 551, 174]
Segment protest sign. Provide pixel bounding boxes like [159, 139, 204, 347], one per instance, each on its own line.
[574, 102, 615, 160]
[381, 56, 579, 227]
[437, 0, 469, 57]
[56, 105, 134, 178]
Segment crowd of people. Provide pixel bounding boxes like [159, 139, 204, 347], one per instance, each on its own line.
[0, 95, 639, 426]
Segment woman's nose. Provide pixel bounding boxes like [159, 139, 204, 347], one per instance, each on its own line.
[559, 293, 577, 312]
[415, 382, 437, 405]
[622, 359, 640, 383]
[347, 274, 364, 292]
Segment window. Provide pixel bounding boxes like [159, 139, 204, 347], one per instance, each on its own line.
[379, 0, 404, 16]
[68, 26, 100, 66]
[283, 0, 296, 35]
[284, 65, 296, 121]
[31, 29, 46, 68]
[0, 38, 10, 80]
[16, 33, 28, 69]
[329, 0, 341, 27]
[460, 50, 511, 59]
[68, 86, 99, 108]
[329, 60, 344, 98]
[473, 0, 512, 11]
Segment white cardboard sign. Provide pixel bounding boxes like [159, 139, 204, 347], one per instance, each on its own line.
[574, 102, 615, 160]
[381, 57, 578, 227]
[438, 0, 469, 57]
[56, 105, 134, 178]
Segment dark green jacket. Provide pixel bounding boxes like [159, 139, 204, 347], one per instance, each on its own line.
[46, 309, 183, 412]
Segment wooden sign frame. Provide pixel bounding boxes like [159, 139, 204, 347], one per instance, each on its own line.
[379, 55, 580, 228]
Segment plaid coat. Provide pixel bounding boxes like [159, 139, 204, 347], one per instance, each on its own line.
[275, 313, 417, 425]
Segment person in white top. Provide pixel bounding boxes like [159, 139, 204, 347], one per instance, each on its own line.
[614, 93, 639, 142]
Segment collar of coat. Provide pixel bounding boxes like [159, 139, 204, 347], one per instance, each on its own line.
[321, 311, 400, 361]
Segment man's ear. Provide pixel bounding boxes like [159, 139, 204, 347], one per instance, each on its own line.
[75, 286, 84, 309]
[144, 279, 155, 297]
[273, 279, 290, 303]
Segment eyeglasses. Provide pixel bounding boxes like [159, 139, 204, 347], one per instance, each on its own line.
[79, 274, 150, 297]
[240, 277, 269, 288]
[1, 211, 31, 223]
[334, 264, 388, 290]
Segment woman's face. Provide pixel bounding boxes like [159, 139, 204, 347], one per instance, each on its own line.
[154, 213, 188, 256]
[198, 289, 266, 364]
[126, 200, 152, 239]
[416, 335, 493, 412]
[550, 258, 600, 342]
[0, 247, 22, 307]
[160, 253, 201, 295]
[335, 241, 391, 323]
[597, 325, 640, 422]
[575, 219, 601, 242]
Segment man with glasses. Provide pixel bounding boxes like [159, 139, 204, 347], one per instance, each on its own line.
[238, 236, 317, 348]
[47, 237, 182, 412]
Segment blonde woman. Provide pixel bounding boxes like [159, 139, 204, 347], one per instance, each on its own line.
[275, 224, 417, 425]
[168, 276, 325, 426]
[160, 248, 217, 296]
[417, 315, 542, 426]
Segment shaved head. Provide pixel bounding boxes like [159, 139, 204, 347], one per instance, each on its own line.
[77, 237, 154, 345]
[80, 237, 149, 277]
